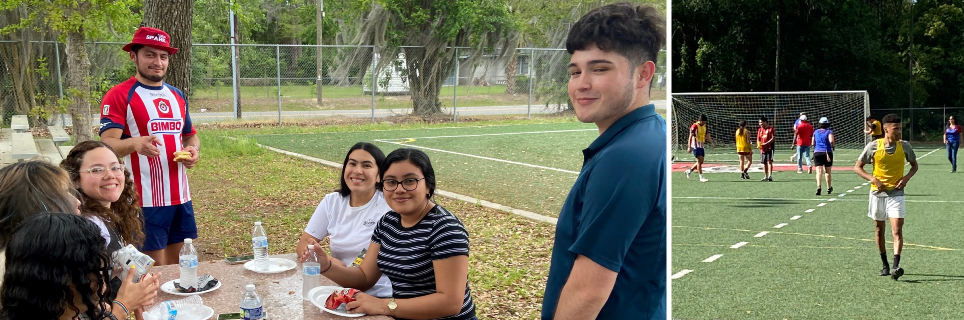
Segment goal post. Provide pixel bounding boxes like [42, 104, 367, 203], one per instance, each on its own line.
[671, 91, 870, 162]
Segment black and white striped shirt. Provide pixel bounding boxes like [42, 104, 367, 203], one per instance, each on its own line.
[371, 205, 475, 320]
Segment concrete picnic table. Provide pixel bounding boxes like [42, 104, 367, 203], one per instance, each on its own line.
[151, 253, 392, 320]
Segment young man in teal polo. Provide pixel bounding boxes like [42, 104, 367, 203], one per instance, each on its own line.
[542, 3, 666, 319]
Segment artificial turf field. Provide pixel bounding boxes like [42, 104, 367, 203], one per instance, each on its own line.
[671, 144, 964, 319]
[248, 122, 600, 218]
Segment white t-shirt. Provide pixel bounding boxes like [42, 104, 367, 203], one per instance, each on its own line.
[88, 215, 112, 246]
[305, 191, 393, 298]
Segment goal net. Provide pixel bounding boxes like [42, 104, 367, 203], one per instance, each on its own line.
[671, 91, 869, 163]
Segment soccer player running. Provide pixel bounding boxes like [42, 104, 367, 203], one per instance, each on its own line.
[735, 120, 753, 179]
[812, 117, 835, 195]
[542, 3, 666, 319]
[794, 114, 814, 174]
[685, 114, 713, 182]
[865, 116, 884, 140]
[854, 114, 918, 280]
[99, 27, 201, 265]
[757, 116, 775, 181]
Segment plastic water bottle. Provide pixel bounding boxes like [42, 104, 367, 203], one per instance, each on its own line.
[144, 296, 202, 320]
[252, 221, 268, 270]
[240, 284, 264, 320]
[302, 244, 321, 300]
[179, 238, 198, 290]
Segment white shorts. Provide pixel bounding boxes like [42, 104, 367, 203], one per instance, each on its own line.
[867, 193, 905, 221]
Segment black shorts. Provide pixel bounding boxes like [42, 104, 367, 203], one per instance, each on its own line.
[761, 149, 774, 163]
[814, 152, 833, 167]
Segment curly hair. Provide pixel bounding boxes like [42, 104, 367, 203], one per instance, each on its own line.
[61, 140, 145, 247]
[0, 213, 113, 320]
[0, 161, 76, 250]
[566, 3, 665, 69]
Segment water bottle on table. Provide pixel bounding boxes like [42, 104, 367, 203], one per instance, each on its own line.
[240, 284, 264, 320]
[303, 244, 321, 300]
[144, 295, 202, 320]
[179, 238, 198, 290]
[252, 221, 268, 271]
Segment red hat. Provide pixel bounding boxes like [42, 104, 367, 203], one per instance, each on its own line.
[122, 27, 178, 55]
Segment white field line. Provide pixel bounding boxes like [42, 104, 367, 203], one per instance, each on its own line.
[791, 215, 802, 220]
[384, 129, 597, 141]
[774, 223, 789, 228]
[731, 242, 749, 249]
[374, 139, 580, 175]
[673, 196, 964, 203]
[817, 203, 827, 207]
[702, 254, 723, 262]
[754, 231, 769, 237]
[671, 269, 693, 279]
[805, 209, 815, 213]
[248, 140, 559, 225]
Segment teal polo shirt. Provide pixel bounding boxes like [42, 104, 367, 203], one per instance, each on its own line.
[541, 105, 667, 320]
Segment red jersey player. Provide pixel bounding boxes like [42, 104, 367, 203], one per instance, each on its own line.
[99, 27, 201, 266]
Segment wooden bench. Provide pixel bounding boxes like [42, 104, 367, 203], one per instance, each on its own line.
[11, 115, 28, 132]
[11, 132, 39, 162]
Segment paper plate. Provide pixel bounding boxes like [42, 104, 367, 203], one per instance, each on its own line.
[160, 279, 222, 296]
[307, 286, 365, 318]
[243, 258, 297, 274]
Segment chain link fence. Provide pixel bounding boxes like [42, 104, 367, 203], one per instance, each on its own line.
[2, 41, 667, 126]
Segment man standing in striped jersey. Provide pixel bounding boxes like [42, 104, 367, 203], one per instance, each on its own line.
[100, 26, 201, 266]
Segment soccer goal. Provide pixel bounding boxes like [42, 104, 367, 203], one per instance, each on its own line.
[671, 91, 869, 163]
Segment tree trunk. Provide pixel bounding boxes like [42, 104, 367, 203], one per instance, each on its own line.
[65, 30, 93, 142]
[404, 46, 454, 116]
[504, 54, 518, 94]
[142, 0, 193, 97]
[0, 8, 37, 117]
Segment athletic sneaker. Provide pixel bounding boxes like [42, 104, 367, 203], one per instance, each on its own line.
[808, 166, 813, 174]
[879, 266, 890, 276]
[891, 267, 904, 280]
[700, 177, 709, 182]
[767, 177, 773, 182]
[797, 169, 803, 173]
[685, 169, 692, 180]
[816, 188, 821, 196]
[761, 177, 769, 182]
[827, 186, 834, 194]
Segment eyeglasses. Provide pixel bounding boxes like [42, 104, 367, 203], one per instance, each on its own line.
[383, 178, 424, 192]
[85, 165, 125, 178]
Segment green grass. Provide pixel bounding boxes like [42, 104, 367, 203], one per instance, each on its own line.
[188, 126, 558, 319]
[245, 121, 597, 216]
[188, 84, 665, 112]
[671, 145, 964, 319]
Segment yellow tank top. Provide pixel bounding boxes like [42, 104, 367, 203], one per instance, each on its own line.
[735, 128, 750, 152]
[695, 124, 707, 143]
[872, 120, 883, 136]
[871, 139, 904, 191]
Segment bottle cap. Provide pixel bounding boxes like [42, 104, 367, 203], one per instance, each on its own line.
[184, 238, 192, 244]
[255, 221, 262, 226]
[246, 284, 255, 291]
[308, 244, 314, 250]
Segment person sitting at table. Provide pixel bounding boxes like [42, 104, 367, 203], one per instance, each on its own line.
[295, 142, 393, 298]
[62, 140, 160, 318]
[0, 160, 82, 287]
[0, 213, 158, 320]
[303, 148, 476, 320]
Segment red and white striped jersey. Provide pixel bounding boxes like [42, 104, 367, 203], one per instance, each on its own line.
[99, 77, 197, 208]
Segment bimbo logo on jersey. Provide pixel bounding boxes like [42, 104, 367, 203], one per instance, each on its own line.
[149, 118, 183, 135]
